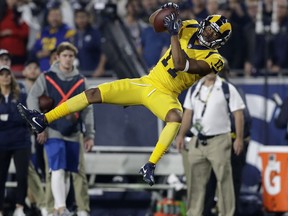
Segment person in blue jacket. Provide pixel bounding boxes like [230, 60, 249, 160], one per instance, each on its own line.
[0, 66, 31, 216]
[31, 6, 75, 72]
[73, 8, 107, 77]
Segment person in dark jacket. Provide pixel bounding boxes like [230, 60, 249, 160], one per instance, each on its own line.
[73, 8, 106, 77]
[0, 66, 31, 216]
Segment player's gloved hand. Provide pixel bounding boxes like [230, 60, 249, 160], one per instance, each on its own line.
[161, 2, 179, 12]
[164, 13, 182, 35]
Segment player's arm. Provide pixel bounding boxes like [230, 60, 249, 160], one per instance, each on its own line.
[164, 14, 212, 76]
[170, 36, 211, 76]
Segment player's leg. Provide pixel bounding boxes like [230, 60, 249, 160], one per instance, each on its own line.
[17, 84, 100, 133]
[17, 78, 146, 133]
[44, 89, 98, 124]
[17, 89, 91, 133]
[139, 91, 182, 185]
[45, 78, 150, 122]
[148, 108, 182, 163]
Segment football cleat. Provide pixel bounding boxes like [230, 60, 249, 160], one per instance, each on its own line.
[139, 162, 156, 186]
[17, 103, 48, 133]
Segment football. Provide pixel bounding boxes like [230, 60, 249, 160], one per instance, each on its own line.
[153, 7, 177, 32]
[38, 95, 54, 112]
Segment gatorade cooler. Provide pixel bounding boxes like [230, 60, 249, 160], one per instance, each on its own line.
[259, 146, 288, 212]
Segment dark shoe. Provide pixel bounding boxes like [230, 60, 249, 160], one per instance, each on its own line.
[139, 162, 156, 186]
[17, 103, 47, 133]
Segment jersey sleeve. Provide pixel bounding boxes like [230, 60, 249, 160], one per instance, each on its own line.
[203, 54, 225, 74]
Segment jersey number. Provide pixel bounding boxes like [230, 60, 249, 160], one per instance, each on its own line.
[161, 51, 177, 78]
[214, 59, 224, 71]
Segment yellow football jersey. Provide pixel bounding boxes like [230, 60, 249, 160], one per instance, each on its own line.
[147, 19, 224, 95]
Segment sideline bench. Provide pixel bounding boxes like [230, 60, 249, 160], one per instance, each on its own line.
[7, 146, 185, 199]
[84, 146, 184, 198]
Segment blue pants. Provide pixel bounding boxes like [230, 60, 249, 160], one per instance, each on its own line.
[45, 138, 80, 172]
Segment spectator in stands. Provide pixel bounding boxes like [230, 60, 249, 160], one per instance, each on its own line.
[0, 66, 31, 216]
[243, 0, 267, 77]
[206, 0, 219, 15]
[227, 0, 250, 72]
[138, 0, 159, 23]
[17, 0, 42, 51]
[49, 48, 58, 65]
[263, 0, 273, 20]
[31, 6, 75, 72]
[175, 70, 245, 216]
[0, 0, 29, 73]
[123, 0, 147, 54]
[190, 0, 208, 21]
[266, 0, 288, 74]
[139, 0, 170, 70]
[17, 3, 233, 188]
[46, 0, 76, 29]
[178, 1, 194, 21]
[140, 23, 170, 69]
[73, 8, 107, 77]
[228, 0, 248, 25]
[0, 49, 11, 68]
[218, 3, 245, 71]
[22, 59, 41, 92]
[26, 42, 94, 216]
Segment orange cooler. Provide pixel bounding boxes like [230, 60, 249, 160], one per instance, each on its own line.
[259, 146, 288, 212]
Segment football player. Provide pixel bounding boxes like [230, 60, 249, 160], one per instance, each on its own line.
[18, 2, 232, 186]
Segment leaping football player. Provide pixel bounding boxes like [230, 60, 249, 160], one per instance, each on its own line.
[18, 2, 232, 186]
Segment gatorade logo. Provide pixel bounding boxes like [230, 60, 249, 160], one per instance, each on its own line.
[264, 154, 281, 195]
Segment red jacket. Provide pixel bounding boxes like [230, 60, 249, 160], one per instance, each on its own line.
[0, 9, 29, 56]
